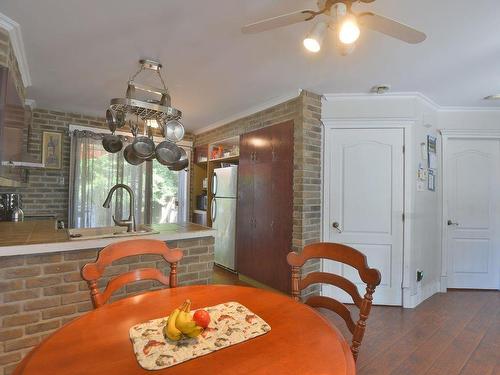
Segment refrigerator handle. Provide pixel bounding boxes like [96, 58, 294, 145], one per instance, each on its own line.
[211, 198, 217, 222]
[212, 172, 218, 196]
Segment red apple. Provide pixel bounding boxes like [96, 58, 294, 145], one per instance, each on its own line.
[193, 309, 211, 328]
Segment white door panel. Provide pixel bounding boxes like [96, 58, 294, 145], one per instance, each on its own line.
[446, 139, 500, 289]
[324, 128, 404, 306]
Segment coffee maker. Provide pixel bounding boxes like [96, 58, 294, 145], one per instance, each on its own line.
[0, 193, 24, 221]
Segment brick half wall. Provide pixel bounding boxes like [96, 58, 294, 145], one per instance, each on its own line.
[0, 236, 214, 375]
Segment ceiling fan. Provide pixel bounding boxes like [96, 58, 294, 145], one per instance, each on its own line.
[242, 0, 426, 54]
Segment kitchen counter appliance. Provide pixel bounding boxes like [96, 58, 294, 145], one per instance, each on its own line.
[211, 165, 238, 271]
[0, 193, 23, 221]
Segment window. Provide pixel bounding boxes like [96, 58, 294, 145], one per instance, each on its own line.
[68, 128, 189, 228]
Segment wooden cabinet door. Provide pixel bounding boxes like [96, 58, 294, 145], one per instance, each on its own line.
[236, 133, 254, 274]
[236, 122, 294, 293]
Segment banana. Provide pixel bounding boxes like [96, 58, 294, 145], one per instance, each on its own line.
[163, 302, 184, 341]
[175, 300, 198, 334]
[185, 325, 203, 338]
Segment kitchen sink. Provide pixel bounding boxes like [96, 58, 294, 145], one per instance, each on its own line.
[67, 225, 159, 241]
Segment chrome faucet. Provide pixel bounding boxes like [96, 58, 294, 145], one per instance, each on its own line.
[102, 184, 136, 232]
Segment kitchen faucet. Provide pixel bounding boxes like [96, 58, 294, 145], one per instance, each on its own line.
[102, 184, 136, 232]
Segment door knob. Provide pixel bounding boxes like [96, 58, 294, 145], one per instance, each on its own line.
[332, 222, 343, 233]
[447, 220, 459, 226]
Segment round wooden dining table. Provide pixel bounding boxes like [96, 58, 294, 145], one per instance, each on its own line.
[14, 285, 355, 375]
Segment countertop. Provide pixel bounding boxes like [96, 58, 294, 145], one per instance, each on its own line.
[0, 220, 215, 256]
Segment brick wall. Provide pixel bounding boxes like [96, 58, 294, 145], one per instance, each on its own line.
[0, 236, 214, 375]
[194, 90, 323, 293]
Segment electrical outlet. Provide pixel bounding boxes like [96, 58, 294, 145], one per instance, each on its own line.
[416, 270, 424, 282]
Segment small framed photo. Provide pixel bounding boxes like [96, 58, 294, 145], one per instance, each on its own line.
[428, 169, 436, 191]
[42, 131, 62, 169]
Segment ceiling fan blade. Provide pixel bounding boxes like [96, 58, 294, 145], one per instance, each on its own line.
[358, 12, 427, 44]
[242, 10, 316, 34]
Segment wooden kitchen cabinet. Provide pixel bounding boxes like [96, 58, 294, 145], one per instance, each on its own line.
[0, 66, 26, 163]
[236, 120, 294, 293]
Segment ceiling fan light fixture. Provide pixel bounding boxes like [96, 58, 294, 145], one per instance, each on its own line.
[303, 22, 328, 53]
[338, 15, 360, 45]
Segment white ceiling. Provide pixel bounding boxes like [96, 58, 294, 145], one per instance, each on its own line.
[1, 0, 500, 132]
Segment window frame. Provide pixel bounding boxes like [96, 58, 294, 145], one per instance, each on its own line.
[68, 124, 192, 227]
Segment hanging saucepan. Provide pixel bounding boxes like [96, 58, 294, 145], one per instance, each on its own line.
[132, 119, 155, 159]
[102, 110, 123, 153]
[155, 141, 182, 166]
[167, 147, 189, 171]
[123, 144, 145, 165]
[123, 122, 145, 165]
[162, 119, 185, 143]
[106, 108, 125, 129]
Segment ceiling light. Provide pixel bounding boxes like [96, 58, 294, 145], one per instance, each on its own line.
[484, 94, 500, 100]
[338, 15, 360, 45]
[303, 22, 328, 53]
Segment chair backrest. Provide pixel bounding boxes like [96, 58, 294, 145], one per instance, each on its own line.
[287, 242, 381, 362]
[81, 239, 183, 308]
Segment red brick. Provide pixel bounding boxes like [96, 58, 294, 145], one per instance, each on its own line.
[26, 253, 62, 264]
[42, 305, 76, 319]
[63, 249, 98, 261]
[23, 297, 60, 311]
[77, 301, 93, 313]
[43, 284, 77, 296]
[2, 313, 39, 327]
[63, 272, 82, 282]
[0, 305, 19, 317]
[0, 352, 21, 366]
[3, 289, 40, 303]
[25, 320, 60, 335]
[25, 276, 61, 288]
[0, 256, 24, 269]
[43, 263, 77, 274]
[0, 328, 23, 341]
[3, 266, 41, 279]
[61, 291, 89, 305]
[0, 280, 23, 293]
[4, 336, 40, 352]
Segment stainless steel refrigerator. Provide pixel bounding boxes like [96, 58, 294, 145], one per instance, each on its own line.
[211, 165, 237, 271]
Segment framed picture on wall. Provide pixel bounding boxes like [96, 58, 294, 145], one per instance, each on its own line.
[42, 131, 62, 169]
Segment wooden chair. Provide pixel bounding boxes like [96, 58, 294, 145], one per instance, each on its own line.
[81, 238, 183, 308]
[287, 242, 381, 362]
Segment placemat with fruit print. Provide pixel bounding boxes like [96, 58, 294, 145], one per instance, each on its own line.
[129, 301, 271, 370]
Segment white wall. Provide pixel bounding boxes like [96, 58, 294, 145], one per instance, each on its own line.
[321, 94, 442, 308]
[439, 110, 500, 130]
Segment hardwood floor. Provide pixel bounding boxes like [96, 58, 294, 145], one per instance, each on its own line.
[211, 266, 500, 375]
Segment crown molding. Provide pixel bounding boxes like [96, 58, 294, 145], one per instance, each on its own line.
[0, 12, 31, 87]
[193, 89, 302, 135]
[323, 92, 500, 113]
[439, 129, 500, 138]
[323, 92, 441, 111]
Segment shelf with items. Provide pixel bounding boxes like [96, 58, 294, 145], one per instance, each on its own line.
[208, 136, 239, 161]
[190, 136, 240, 227]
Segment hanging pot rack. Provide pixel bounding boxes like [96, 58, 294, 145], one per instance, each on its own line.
[104, 60, 187, 170]
[108, 59, 182, 124]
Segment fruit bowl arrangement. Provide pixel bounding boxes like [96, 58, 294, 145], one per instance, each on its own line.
[164, 299, 210, 341]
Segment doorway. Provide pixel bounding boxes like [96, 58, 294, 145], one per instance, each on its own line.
[442, 135, 500, 290]
[323, 127, 405, 306]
